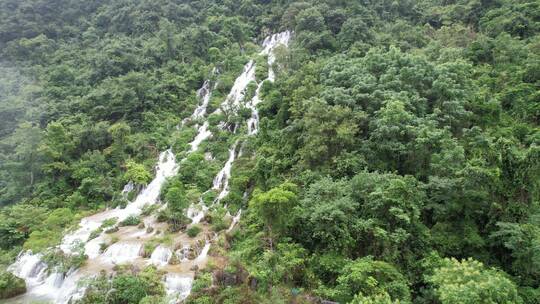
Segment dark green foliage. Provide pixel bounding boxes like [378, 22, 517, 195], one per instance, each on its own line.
[187, 225, 202, 238]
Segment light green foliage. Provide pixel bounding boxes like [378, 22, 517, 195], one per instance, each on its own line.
[23, 207, 76, 252]
[191, 272, 212, 293]
[250, 182, 298, 236]
[178, 152, 219, 192]
[333, 257, 411, 303]
[77, 266, 165, 304]
[491, 219, 540, 286]
[119, 215, 140, 226]
[0, 204, 48, 249]
[100, 218, 118, 228]
[427, 258, 522, 304]
[163, 179, 188, 213]
[0, 271, 26, 299]
[350, 292, 401, 304]
[124, 160, 152, 185]
[207, 206, 231, 232]
[294, 177, 358, 253]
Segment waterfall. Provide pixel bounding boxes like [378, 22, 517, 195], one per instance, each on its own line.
[8, 252, 47, 285]
[189, 122, 212, 152]
[221, 60, 256, 110]
[6, 31, 291, 304]
[165, 273, 193, 302]
[121, 181, 134, 199]
[60, 149, 178, 256]
[101, 242, 143, 264]
[192, 81, 212, 119]
[149, 245, 173, 266]
[176, 244, 191, 262]
[187, 204, 208, 224]
[246, 30, 292, 135]
[194, 242, 211, 264]
[212, 142, 238, 202]
[227, 209, 242, 232]
[123, 149, 178, 214]
[261, 31, 292, 81]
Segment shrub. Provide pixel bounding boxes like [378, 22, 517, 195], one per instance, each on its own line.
[187, 225, 202, 238]
[156, 209, 170, 222]
[120, 215, 141, 226]
[124, 160, 152, 185]
[191, 272, 212, 293]
[143, 242, 158, 258]
[88, 228, 103, 240]
[141, 204, 159, 216]
[100, 218, 118, 228]
[0, 271, 26, 299]
[201, 191, 218, 206]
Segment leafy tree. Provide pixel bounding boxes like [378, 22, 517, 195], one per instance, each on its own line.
[427, 258, 522, 304]
[294, 177, 359, 254]
[250, 182, 298, 248]
[334, 257, 411, 303]
[124, 160, 152, 186]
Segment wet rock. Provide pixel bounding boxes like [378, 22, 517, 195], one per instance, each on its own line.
[219, 271, 238, 286]
[169, 254, 180, 265]
[104, 226, 119, 234]
[248, 276, 257, 290]
[188, 247, 198, 260]
[190, 265, 199, 271]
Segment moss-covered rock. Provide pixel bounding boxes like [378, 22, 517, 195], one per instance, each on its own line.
[0, 271, 26, 299]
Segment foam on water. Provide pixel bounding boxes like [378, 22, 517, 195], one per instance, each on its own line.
[101, 242, 143, 264]
[165, 273, 193, 303]
[149, 245, 173, 266]
[212, 142, 238, 202]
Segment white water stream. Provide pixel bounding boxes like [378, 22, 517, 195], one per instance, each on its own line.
[149, 245, 173, 266]
[7, 31, 291, 304]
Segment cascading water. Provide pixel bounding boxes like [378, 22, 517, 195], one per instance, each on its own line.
[121, 181, 135, 199]
[101, 242, 143, 264]
[165, 273, 193, 301]
[221, 60, 256, 110]
[187, 204, 208, 224]
[8, 252, 47, 285]
[149, 245, 173, 266]
[176, 244, 192, 262]
[6, 31, 291, 304]
[60, 149, 178, 256]
[189, 122, 211, 152]
[194, 242, 211, 264]
[246, 31, 292, 135]
[227, 209, 242, 232]
[212, 142, 238, 202]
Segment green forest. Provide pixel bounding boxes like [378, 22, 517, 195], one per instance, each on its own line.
[0, 0, 539, 303]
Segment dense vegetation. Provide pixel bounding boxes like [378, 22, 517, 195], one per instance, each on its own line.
[0, 0, 539, 303]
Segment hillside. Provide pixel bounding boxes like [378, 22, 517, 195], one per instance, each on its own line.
[0, 1, 539, 303]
